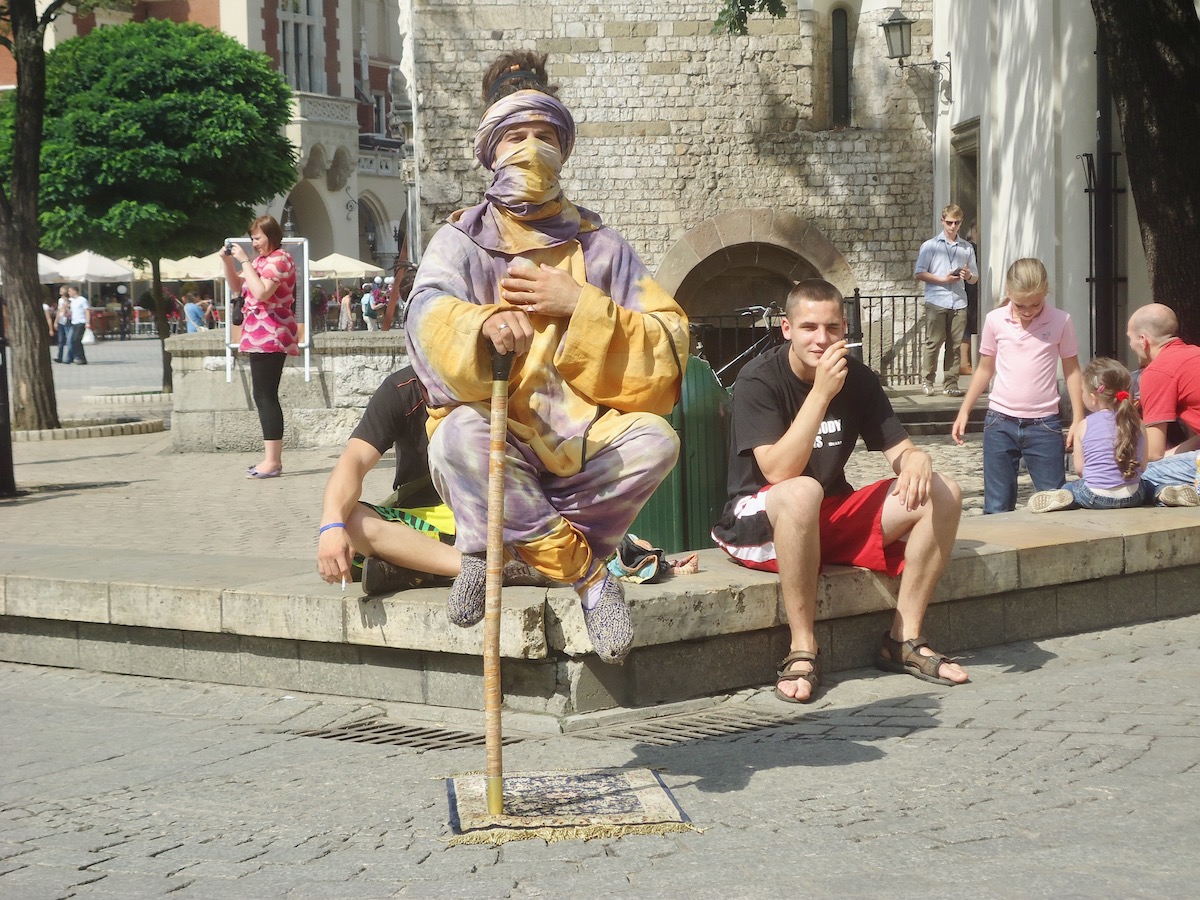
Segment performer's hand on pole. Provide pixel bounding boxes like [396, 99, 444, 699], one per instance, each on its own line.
[483, 309, 534, 356]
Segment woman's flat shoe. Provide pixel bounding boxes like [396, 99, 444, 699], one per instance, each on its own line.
[247, 467, 282, 479]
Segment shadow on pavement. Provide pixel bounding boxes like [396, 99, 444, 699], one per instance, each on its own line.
[0, 481, 137, 506]
[626, 691, 956, 794]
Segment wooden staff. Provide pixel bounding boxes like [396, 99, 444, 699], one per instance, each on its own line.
[484, 347, 513, 815]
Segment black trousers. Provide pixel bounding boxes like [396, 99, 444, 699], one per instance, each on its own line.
[248, 352, 287, 441]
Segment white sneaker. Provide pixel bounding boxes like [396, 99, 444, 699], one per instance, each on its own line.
[1159, 485, 1200, 507]
[1029, 489, 1074, 513]
[922, 384, 938, 396]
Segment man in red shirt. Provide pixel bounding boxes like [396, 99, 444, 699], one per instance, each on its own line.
[1127, 303, 1200, 505]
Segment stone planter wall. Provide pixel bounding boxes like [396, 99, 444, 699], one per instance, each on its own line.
[167, 331, 411, 452]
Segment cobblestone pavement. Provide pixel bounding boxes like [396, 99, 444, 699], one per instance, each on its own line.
[4, 348, 1138, 898]
[3, 615, 1199, 898]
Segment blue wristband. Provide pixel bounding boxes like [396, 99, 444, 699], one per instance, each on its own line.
[319, 522, 346, 535]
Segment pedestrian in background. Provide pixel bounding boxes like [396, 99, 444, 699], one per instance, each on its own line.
[64, 285, 90, 366]
[53, 287, 70, 363]
[222, 214, 298, 480]
[118, 286, 133, 340]
[914, 204, 978, 397]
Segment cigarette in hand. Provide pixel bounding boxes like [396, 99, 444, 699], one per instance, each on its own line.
[844, 342, 863, 349]
[341, 577, 346, 592]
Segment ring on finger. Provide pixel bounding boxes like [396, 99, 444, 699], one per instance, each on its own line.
[498, 322, 509, 331]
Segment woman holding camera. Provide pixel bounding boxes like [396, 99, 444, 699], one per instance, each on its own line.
[221, 214, 298, 479]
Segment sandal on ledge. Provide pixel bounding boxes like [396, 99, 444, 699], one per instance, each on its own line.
[876, 633, 964, 686]
[774, 649, 820, 704]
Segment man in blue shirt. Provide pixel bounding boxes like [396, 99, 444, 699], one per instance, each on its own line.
[914, 204, 978, 397]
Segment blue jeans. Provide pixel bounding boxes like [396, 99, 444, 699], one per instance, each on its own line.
[65, 322, 87, 364]
[1061, 479, 1150, 510]
[983, 410, 1065, 514]
[1142, 451, 1199, 503]
[55, 324, 69, 361]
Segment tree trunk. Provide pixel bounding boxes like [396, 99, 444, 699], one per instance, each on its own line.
[149, 260, 174, 393]
[0, 0, 61, 430]
[1091, 0, 1200, 343]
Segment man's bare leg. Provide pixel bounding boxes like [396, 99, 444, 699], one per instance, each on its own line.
[765, 476, 824, 701]
[348, 504, 461, 577]
[880, 473, 968, 683]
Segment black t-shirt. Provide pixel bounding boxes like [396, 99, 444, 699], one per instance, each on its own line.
[726, 344, 907, 499]
[350, 366, 441, 507]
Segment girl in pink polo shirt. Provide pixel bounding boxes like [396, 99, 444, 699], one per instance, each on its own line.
[951, 258, 1085, 513]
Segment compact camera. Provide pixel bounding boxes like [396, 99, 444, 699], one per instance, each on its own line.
[224, 240, 234, 256]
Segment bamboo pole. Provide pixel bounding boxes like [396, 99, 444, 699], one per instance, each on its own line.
[484, 347, 513, 815]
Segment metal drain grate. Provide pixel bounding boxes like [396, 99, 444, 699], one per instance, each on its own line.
[295, 719, 522, 751]
[572, 707, 802, 746]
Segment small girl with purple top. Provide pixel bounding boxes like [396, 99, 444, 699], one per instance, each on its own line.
[1028, 358, 1149, 512]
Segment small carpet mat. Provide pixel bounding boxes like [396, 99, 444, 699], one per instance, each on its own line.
[446, 768, 694, 845]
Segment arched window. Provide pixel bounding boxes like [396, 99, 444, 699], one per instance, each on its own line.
[831, 8, 851, 127]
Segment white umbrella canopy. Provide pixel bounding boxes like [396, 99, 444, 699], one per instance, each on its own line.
[158, 256, 203, 281]
[118, 253, 227, 282]
[53, 250, 134, 282]
[310, 252, 384, 280]
[38, 253, 60, 280]
[117, 257, 155, 280]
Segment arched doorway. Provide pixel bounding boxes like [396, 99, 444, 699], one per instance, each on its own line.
[656, 209, 856, 379]
[656, 208, 856, 312]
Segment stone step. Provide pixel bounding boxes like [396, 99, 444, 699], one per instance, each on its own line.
[3, 506, 1199, 723]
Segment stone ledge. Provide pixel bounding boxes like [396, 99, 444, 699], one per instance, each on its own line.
[2, 507, 1199, 717]
[83, 393, 173, 405]
[3, 510, 1199, 656]
[11, 417, 165, 442]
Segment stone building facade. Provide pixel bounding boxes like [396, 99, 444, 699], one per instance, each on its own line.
[408, 0, 939, 315]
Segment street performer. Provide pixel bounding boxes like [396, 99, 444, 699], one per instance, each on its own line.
[404, 52, 688, 663]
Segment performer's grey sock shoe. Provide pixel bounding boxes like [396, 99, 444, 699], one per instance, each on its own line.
[448, 552, 487, 627]
[580, 573, 633, 664]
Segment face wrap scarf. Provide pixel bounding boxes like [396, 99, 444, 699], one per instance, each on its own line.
[450, 90, 601, 254]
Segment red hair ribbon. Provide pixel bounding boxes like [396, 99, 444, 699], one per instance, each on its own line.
[1115, 390, 1130, 402]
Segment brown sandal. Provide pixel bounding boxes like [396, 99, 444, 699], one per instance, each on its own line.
[774, 649, 821, 704]
[876, 633, 964, 686]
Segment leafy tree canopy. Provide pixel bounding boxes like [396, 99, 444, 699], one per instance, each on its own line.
[20, 18, 297, 261]
[714, 0, 786, 35]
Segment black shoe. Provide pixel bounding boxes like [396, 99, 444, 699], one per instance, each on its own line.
[75, 361, 88, 365]
[361, 556, 450, 597]
[502, 559, 557, 587]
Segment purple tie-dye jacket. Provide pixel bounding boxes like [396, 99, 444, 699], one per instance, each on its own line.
[405, 224, 688, 478]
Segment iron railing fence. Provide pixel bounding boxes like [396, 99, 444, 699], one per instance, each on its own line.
[690, 291, 925, 387]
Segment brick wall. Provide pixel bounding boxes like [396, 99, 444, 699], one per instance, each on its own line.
[410, 1, 934, 299]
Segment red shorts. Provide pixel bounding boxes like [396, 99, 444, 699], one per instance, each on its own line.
[711, 478, 906, 577]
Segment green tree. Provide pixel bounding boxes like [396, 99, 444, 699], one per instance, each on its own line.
[0, 1, 120, 433]
[34, 18, 297, 390]
[713, 0, 785, 35]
